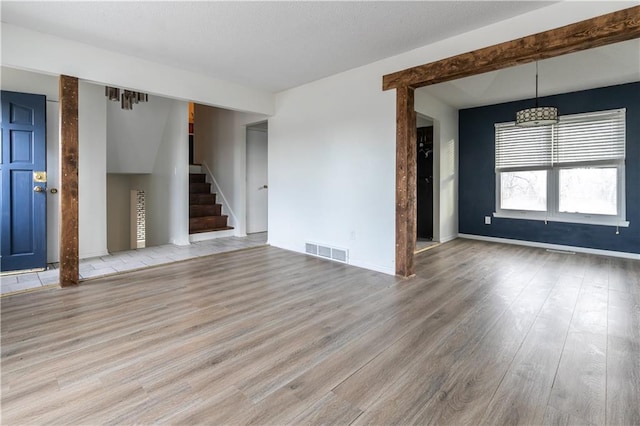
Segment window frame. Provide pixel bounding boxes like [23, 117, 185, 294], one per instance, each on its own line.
[494, 109, 629, 228]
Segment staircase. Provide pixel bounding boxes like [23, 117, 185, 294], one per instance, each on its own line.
[189, 172, 232, 234]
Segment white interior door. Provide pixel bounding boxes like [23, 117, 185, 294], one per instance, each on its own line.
[246, 127, 268, 233]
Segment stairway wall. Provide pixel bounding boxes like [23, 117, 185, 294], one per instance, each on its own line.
[195, 104, 267, 236]
[131, 100, 189, 247]
[107, 100, 189, 250]
[106, 173, 132, 253]
[106, 95, 172, 173]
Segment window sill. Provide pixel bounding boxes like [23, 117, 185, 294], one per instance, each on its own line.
[493, 211, 630, 228]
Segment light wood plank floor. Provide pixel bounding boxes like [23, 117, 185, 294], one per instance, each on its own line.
[1, 240, 639, 425]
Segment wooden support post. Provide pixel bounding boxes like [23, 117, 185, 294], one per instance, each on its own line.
[59, 75, 79, 287]
[395, 85, 417, 278]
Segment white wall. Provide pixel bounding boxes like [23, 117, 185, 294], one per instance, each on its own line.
[269, 1, 627, 275]
[195, 104, 267, 236]
[157, 100, 189, 246]
[130, 100, 189, 247]
[1, 23, 274, 115]
[78, 81, 108, 259]
[270, 67, 397, 274]
[106, 95, 173, 173]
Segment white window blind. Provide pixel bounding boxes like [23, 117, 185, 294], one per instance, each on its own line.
[495, 124, 551, 170]
[554, 109, 626, 165]
[495, 108, 625, 171]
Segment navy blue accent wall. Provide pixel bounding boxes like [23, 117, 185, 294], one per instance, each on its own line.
[459, 81, 640, 254]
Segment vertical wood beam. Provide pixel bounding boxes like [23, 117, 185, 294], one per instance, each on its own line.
[395, 86, 417, 277]
[59, 75, 79, 287]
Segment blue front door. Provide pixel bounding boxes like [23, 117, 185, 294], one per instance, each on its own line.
[1, 91, 47, 272]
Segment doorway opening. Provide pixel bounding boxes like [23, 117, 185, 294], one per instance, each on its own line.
[246, 121, 268, 237]
[416, 114, 437, 254]
[189, 102, 195, 165]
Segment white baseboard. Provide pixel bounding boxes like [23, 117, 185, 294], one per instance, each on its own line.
[438, 234, 458, 244]
[80, 249, 109, 260]
[458, 233, 640, 260]
[269, 240, 395, 276]
[347, 258, 395, 276]
[189, 229, 236, 243]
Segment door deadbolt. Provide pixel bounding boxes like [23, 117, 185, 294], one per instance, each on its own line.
[33, 171, 47, 183]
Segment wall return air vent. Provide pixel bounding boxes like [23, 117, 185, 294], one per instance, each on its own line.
[305, 242, 349, 264]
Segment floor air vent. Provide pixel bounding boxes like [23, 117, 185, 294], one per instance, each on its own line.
[318, 245, 332, 258]
[305, 242, 349, 264]
[331, 248, 347, 262]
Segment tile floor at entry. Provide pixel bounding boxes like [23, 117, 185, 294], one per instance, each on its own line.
[0, 233, 268, 296]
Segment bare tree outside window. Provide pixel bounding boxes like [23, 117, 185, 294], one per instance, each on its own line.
[559, 168, 617, 215]
[500, 170, 547, 211]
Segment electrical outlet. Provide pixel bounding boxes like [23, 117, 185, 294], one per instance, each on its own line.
[485, 216, 491, 225]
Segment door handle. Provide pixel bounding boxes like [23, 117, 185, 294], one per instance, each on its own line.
[260, 185, 268, 190]
[34, 186, 45, 193]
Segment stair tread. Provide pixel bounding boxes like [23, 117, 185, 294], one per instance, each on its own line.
[189, 204, 222, 218]
[189, 173, 207, 183]
[189, 215, 230, 232]
[190, 193, 216, 202]
[187, 172, 229, 233]
[189, 182, 211, 193]
[189, 226, 234, 234]
[189, 216, 228, 221]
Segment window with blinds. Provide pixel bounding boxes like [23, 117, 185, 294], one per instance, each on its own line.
[554, 109, 625, 165]
[494, 108, 628, 227]
[495, 108, 626, 171]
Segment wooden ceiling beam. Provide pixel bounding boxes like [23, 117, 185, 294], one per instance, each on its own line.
[383, 5, 640, 91]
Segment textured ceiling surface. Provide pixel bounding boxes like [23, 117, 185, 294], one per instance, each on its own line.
[1, 1, 554, 92]
[421, 39, 640, 109]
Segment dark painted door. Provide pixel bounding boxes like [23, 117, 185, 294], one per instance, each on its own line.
[417, 126, 433, 240]
[1, 91, 47, 272]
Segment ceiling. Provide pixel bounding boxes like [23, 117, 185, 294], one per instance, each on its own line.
[420, 38, 640, 109]
[1, 1, 555, 93]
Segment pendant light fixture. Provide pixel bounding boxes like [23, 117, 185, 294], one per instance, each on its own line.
[105, 86, 149, 110]
[515, 62, 558, 127]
